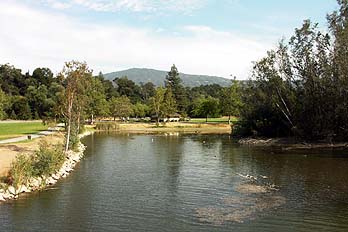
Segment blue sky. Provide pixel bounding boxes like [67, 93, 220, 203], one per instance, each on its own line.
[0, 0, 338, 79]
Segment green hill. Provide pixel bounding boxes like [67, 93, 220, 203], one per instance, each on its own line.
[103, 68, 232, 87]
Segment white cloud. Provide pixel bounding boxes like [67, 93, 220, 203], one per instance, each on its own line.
[0, 1, 273, 79]
[45, 0, 72, 9]
[42, 0, 207, 14]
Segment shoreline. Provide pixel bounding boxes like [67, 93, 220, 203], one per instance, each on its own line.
[237, 137, 348, 150]
[95, 122, 232, 134]
[0, 130, 93, 203]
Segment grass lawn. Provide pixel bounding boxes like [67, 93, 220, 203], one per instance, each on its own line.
[0, 122, 48, 141]
[189, 117, 239, 124]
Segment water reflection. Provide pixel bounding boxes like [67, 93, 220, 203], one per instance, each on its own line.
[0, 133, 348, 232]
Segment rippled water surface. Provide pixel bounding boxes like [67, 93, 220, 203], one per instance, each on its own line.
[1, 133, 348, 231]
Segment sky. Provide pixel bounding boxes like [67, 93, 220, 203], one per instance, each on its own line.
[0, 0, 338, 79]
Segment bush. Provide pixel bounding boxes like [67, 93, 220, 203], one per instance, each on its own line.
[7, 154, 34, 188]
[95, 122, 120, 131]
[32, 141, 65, 177]
[5, 141, 65, 188]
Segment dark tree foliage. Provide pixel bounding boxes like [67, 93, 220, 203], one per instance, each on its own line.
[191, 84, 224, 99]
[140, 82, 156, 103]
[96, 72, 119, 100]
[114, 76, 141, 104]
[32, 68, 54, 87]
[10, 96, 32, 120]
[0, 64, 27, 95]
[239, 0, 348, 141]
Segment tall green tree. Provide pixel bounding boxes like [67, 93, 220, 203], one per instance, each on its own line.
[150, 87, 166, 126]
[85, 76, 109, 124]
[59, 61, 92, 152]
[165, 65, 187, 114]
[192, 96, 220, 122]
[327, 0, 348, 139]
[163, 88, 177, 119]
[109, 96, 133, 121]
[133, 102, 149, 118]
[220, 79, 243, 124]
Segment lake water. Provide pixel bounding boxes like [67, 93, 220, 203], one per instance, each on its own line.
[1, 133, 348, 231]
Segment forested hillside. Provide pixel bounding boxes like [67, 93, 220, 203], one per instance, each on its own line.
[103, 68, 232, 87]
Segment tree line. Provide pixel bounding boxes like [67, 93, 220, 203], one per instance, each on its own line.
[0, 63, 242, 124]
[238, 0, 348, 141]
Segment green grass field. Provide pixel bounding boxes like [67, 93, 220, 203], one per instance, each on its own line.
[189, 117, 238, 124]
[0, 122, 48, 141]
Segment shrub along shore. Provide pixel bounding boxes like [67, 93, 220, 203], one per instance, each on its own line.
[0, 131, 93, 202]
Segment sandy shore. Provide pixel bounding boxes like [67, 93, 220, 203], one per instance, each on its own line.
[96, 122, 232, 134]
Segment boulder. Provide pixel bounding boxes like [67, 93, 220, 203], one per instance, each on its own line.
[52, 174, 60, 180]
[8, 186, 16, 195]
[46, 177, 57, 185]
[0, 193, 5, 201]
[3, 191, 13, 200]
[18, 185, 30, 193]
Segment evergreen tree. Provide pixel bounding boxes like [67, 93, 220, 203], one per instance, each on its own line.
[163, 88, 177, 119]
[165, 65, 188, 114]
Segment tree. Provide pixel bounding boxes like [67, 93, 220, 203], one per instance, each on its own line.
[85, 76, 109, 124]
[59, 61, 92, 152]
[165, 65, 188, 114]
[133, 102, 149, 118]
[96, 72, 119, 100]
[238, 13, 342, 139]
[32, 68, 54, 87]
[109, 96, 133, 121]
[26, 85, 49, 119]
[140, 82, 156, 102]
[0, 87, 7, 119]
[114, 76, 141, 103]
[327, 0, 348, 139]
[192, 96, 220, 122]
[0, 64, 27, 95]
[150, 87, 166, 126]
[220, 79, 243, 124]
[10, 96, 32, 120]
[47, 82, 65, 122]
[163, 88, 177, 118]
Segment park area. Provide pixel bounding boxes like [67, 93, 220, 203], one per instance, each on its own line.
[0, 121, 48, 141]
[0, 121, 63, 176]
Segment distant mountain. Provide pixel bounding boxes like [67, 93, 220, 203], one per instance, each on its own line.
[103, 68, 232, 87]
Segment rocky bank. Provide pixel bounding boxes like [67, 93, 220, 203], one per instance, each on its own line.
[0, 131, 93, 202]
